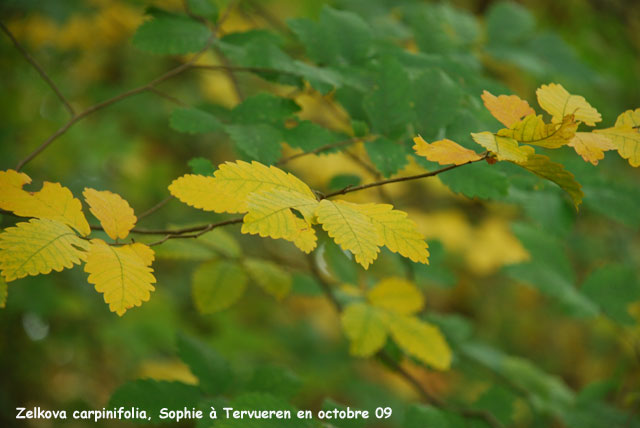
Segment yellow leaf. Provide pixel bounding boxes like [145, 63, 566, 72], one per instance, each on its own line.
[290, 217, 318, 254]
[0, 170, 90, 236]
[84, 239, 156, 316]
[352, 203, 429, 264]
[316, 200, 380, 269]
[367, 277, 424, 315]
[83, 188, 137, 240]
[241, 189, 318, 253]
[341, 303, 389, 357]
[0, 277, 7, 308]
[497, 114, 578, 149]
[515, 154, 583, 208]
[481, 90, 535, 128]
[594, 109, 640, 167]
[536, 83, 601, 126]
[128, 242, 155, 266]
[388, 314, 451, 370]
[192, 260, 248, 314]
[168, 161, 316, 213]
[412, 136, 482, 165]
[244, 258, 292, 300]
[568, 132, 615, 165]
[0, 218, 88, 282]
[471, 132, 531, 162]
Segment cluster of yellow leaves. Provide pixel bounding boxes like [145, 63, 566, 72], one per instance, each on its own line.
[0, 170, 154, 316]
[412, 83, 640, 209]
[341, 278, 451, 370]
[169, 161, 430, 269]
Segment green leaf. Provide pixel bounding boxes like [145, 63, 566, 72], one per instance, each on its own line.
[439, 162, 509, 199]
[215, 393, 303, 428]
[231, 93, 300, 125]
[246, 366, 301, 399]
[187, 0, 218, 20]
[288, 6, 373, 67]
[407, 3, 479, 54]
[581, 264, 640, 324]
[363, 57, 413, 138]
[244, 258, 292, 300]
[177, 334, 232, 395]
[583, 180, 640, 229]
[225, 123, 283, 164]
[470, 386, 515, 427]
[192, 260, 248, 313]
[412, 240, 457, 288]
[132, 12, 210, 55]
[188, 157, 215, 176]
[322, 239, 359, 284]
[170, 108, 222, 134]
[365, 137, 409, 177]
[284, 121, 345, 153]
[504, 223, 599, 318]
[0, 277, 6, 308]
[321, 399, 368, 428]
[328, 174, 361, 192]
[291, 272, 323, 296]
[412, 69, 463, 139]
[108, 380, 201, 424]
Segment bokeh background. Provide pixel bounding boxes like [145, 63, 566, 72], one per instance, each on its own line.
[1, 0, 639, 427]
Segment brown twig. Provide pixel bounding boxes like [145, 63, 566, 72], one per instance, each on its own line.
[148, 87, 188, 106]
[146, 217, 243, 246]
[137, 196, 174, 221]
[323, 154, 489, 199]
[1, 21, 75, 116]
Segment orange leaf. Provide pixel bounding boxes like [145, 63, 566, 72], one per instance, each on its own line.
[481, 90, 535, 128]
[412, 136, 482, 165]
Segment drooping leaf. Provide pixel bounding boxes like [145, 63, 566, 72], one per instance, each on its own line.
[242, 189, 318, 253]
[315, 200, 380, 269]
[84, 239, 156, 316]
[0, 170, 90, 236]
[244, 258, 292, 300]
[341, 302, 389, 357]
[471, 132, 531, 162]
[515, 154, 583, 208]
[367, 278, 424, 315]
[352, 203, 430, 264]
[536, 83, 601, 126]
[192, 260, 248, 314]
[568, 132, 616, 165]
[83, 188, 137, 240]
[132, 12, 210, 55]
[0, 219, 88, 282]
[169, 161, 315, 214]
[388, 314, 452, 370]
[497, 114, 578, 148]
[170, 107, 222, 134]
[594, 108, 640, 167]
[481, 90, 535, 128]
[413, 136, 482, 165]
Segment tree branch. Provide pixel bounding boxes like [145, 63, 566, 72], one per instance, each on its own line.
[137, 196, 174, 221]
[1, 21, 75, 116]
[277, 138, 362, 165]
[323, 154, 489, 199]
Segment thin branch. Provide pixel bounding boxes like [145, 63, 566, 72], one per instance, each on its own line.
[1, 21, 75, 116]
[147, 217, 243, 246]
[191, 63, 299, 77]
[14, 38, 215, 171]
[137, 196, 174, 220]
[148, 87, 188, 106]
[323, 154, 489, 199]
